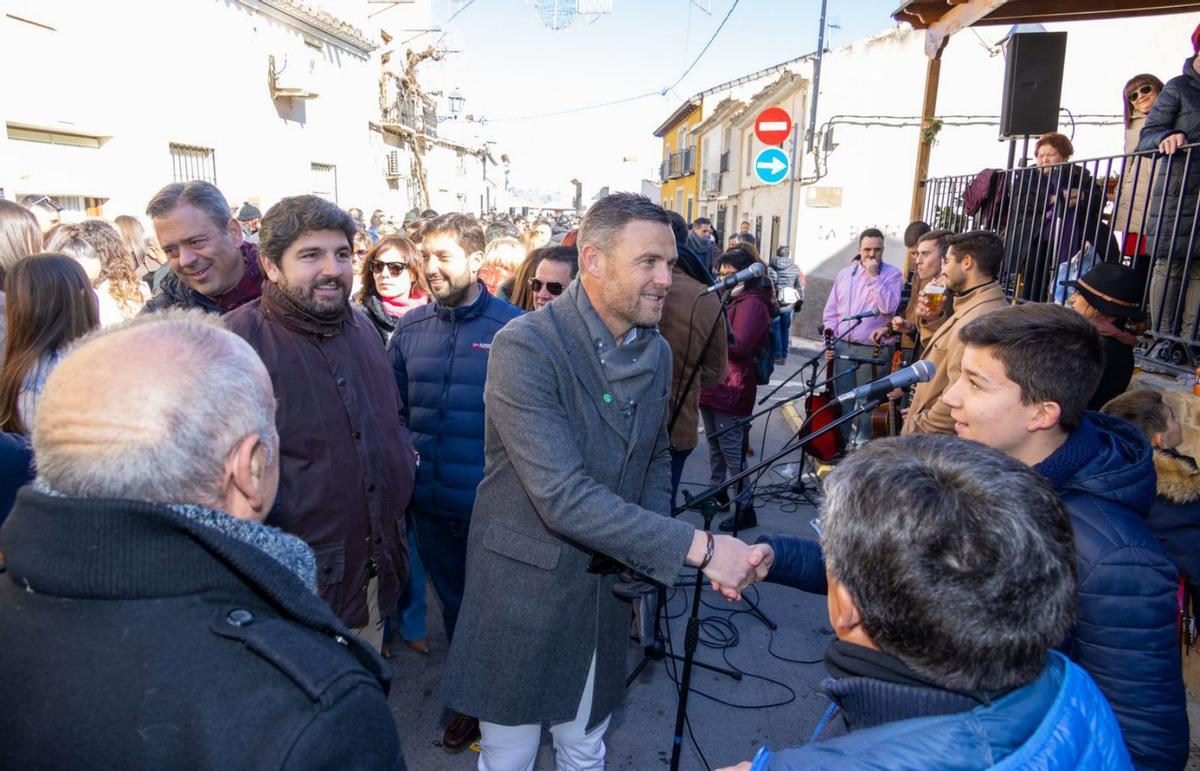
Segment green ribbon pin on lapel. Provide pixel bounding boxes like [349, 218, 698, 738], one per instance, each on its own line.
[602, 393, 613, 404]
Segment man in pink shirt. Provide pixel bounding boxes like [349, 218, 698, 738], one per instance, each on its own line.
[821, 228, 904, 448]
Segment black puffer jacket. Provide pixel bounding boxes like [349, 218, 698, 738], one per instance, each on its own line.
[0, 489, 404, 769]
[1137, 56, 1200, 255]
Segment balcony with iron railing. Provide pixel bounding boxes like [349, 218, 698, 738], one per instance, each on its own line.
[382, 86, 439, 138]
[667, 151, 684, 180]
[719, 150, 730, 173]
[920, 143, 1200, 372]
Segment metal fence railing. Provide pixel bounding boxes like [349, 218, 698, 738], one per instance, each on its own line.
[921, 144, 1200, 370]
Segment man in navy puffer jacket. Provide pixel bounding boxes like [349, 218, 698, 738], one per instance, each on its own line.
[942, 304, 1186, 769]
[722, 435, 1129, 770]
[388, 213, 521, 750]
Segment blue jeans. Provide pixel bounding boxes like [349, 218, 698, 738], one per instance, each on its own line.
[394, 510, 428, 642]
[772, 309, 794, 361]
[412, 513, 470, 642]
[831, 341, 891, 447]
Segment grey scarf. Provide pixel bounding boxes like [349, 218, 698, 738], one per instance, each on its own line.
[570, 280, 663, 416]
[32, 478, 317, 592]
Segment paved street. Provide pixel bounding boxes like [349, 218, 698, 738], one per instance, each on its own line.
[387, 339, 836, 770]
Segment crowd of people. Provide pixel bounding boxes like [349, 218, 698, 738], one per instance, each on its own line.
[0, 70, 1196, 766]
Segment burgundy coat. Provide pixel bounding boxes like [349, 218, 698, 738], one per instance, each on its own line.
[699, 284, 772, 417]
[225, 282, 416, 628]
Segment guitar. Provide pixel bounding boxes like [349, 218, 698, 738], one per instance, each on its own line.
[799, 329, 845, 462]
[870, 344, 906, 438]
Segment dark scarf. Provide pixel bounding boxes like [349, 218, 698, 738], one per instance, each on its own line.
[820, 639, 1000, 735]
[1032, 415, 1102, 490]
[260, 278, 352, 337]
[214, 242, 264, 312]
[1090, 317, 1139, 347]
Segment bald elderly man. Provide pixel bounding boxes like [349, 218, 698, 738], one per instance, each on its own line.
[0, 311, 405, 769]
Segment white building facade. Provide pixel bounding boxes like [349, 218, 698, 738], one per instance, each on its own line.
[0, 0, 506, 221]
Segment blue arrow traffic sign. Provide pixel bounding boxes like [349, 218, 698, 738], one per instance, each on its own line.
[754, 147, 789, 185]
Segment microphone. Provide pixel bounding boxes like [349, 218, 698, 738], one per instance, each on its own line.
[836, 353, 886, 366]
[841, 309, 881, 322]
[701, 262, 766, 295]
[836, 360, 935, 405]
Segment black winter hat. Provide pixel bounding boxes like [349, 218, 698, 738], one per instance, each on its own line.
[1062, 262, 1146, 320]
[236, 202, 262, 221]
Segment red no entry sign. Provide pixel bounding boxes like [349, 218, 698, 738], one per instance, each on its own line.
[755, 107, 792, 146]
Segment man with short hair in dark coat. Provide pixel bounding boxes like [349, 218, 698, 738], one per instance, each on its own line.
[143, 181, 264, 315]
[225, 196, 416, 651]
[0, 311, 404, 768]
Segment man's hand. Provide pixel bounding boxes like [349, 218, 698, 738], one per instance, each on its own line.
[688, 532, 756, 600]
[1160, 133, 1186, 155]
[868, 327, 888, 345]
[708, 542, 774, 600]
[823, 349, 834, 362]
[861, 256, 881, 276]
[889, 315, 913, 335]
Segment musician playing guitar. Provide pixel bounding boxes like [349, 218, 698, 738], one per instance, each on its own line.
[822, 228, 903, 448]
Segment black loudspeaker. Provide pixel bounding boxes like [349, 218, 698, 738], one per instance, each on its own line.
[999, 32, 1068, 138]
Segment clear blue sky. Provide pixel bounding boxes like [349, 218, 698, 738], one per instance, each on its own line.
[433, 0, 902, 195]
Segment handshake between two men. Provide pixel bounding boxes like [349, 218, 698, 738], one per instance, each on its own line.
[683, 530, 776, 601]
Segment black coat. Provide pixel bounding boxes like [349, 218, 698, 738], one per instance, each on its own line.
[1148, 449, 1200, 593]
[1137, 56, 1200, 258]
[0, 488, 404, 769]
[1088, 335, 1134, 411]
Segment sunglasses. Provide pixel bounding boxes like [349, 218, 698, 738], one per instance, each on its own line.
[371, 261, 408, 277]
[528, 278, 565, 296]
[1128, 84, 1156, 102]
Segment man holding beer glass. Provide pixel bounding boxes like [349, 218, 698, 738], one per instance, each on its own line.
[872, 230, 953, 358]
[902, 231, 1007, 436]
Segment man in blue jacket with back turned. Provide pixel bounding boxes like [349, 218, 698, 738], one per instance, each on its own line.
[752, 303, 1187, 769]
[720, 435, 1129, 770]
[388, 213, 520, 753]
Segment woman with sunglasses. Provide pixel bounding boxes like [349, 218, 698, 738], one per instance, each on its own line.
[529, 245, 578, 310]
[354, 235, 427, 343]
[1116, 75, 1165, 263]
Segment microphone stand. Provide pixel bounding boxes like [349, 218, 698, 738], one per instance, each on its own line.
[757, 319, 863, 405]
[665, 397, 882, 771]
[626, 284, 744, 696]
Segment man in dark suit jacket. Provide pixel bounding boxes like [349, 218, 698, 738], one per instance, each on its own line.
[443, 194, 762, 768]
[0, 311, 403, 768]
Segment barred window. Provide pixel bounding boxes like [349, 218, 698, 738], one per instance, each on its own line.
[311, 162, 338, 203]
[169, 143, 217, 184]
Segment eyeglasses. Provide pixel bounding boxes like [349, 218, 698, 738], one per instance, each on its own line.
[371, 261, 408, 277]
[1128, 84, 1156, 102]
[528, 278, 565, 296]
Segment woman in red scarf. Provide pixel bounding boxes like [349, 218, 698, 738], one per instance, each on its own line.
[355, 235, 428, 343]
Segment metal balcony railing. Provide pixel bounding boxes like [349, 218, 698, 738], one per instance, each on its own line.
[719, 150, 730, 173]
[921, 144, 1200, 371]
[659, 159, 669, 184]
[682, 147, 696, 176]
[668, 152, 684, 179]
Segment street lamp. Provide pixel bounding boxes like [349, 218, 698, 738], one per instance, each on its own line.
[448, 89, 465, 116]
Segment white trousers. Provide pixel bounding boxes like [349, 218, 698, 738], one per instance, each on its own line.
[478, 651, 610, 771]
[348, 574, 384, 653]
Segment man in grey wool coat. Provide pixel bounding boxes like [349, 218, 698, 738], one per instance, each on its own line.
[443, 193, 769, 770]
